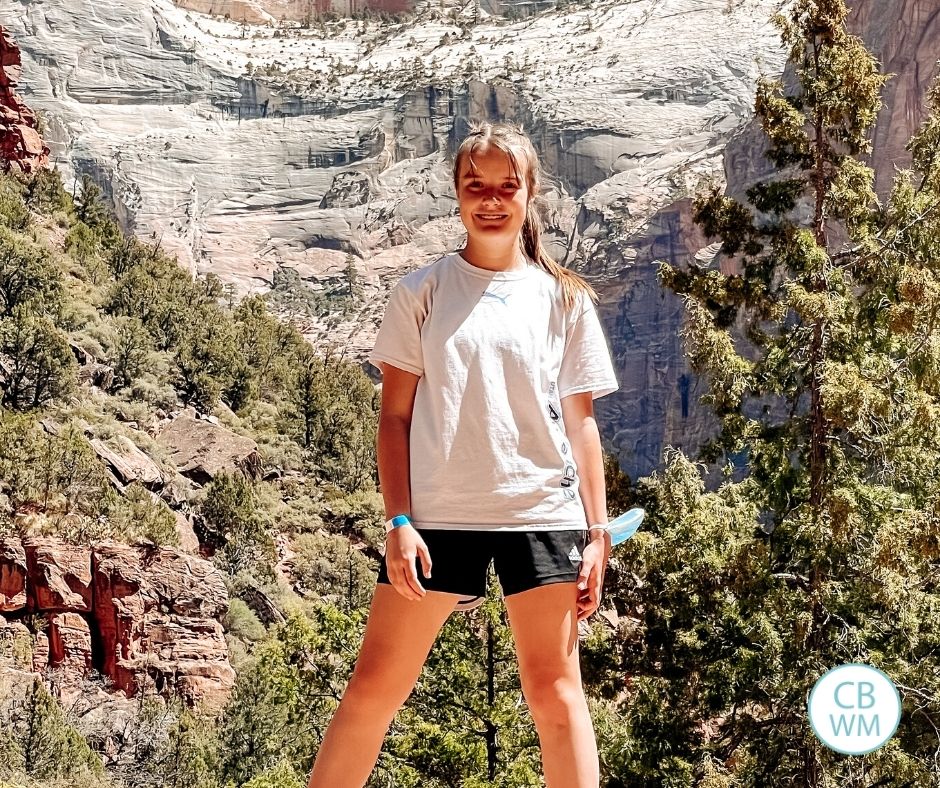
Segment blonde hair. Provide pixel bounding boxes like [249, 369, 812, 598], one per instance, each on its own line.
[452, 121, 598, 312]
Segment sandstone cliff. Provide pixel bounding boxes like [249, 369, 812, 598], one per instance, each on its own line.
[0, 536, 235, 711]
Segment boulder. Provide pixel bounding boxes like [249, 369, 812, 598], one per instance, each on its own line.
[89, 435, 164, 489]
[157, 410, 261, 485]
[0, 538, 26, 611]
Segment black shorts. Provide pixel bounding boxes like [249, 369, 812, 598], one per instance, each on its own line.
[376, 528, 591, 598]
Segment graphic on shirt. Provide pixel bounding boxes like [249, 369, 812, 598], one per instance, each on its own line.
[563, 489, 576, 500]
[481, 290, 510, 305]
[567, 545, 582, 564]
[561, 464, 576, 487]
[561, 441, 568, 455]
[548, 402, 560, 421]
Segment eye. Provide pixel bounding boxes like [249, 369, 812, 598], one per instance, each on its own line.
[503, 182, 519, 190]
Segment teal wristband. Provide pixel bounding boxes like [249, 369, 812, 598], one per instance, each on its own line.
[384, 514, 413, 534]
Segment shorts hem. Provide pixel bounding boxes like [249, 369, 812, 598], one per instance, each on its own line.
[501, 574, 580, 598]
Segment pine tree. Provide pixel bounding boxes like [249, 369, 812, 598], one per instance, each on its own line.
[601, 0, 940, 784]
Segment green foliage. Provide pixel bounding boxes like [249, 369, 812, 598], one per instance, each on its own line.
[283, 345, 379, 491]
[0, 225, 63, 318]
[224, 597, 268, 644]
[649, 1, 940, 784]
[202, 472, 275, 577]
[289, 530, 375, 609]
[0, 307, 76, 410]
[103, 481, 180, 546]
[0, 174, 30, 231]
[22, 168, 73, 218]
[3, 679, 104, 782]
[0, 408, 43, 509]
[218, 605, 363, 785]
[241, 759, 305, 788]
[64, 220, 100, 269]
[159, 705, 222, 788]
[232, 295, 301, 404]
[109, 315, 154, 388]
[74, 174, 120, 248]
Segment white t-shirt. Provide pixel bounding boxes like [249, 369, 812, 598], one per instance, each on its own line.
[368, 251, 619, 531]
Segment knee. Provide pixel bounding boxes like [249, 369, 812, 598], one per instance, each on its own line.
[342, 660, 416, 717]
[521, 673, 586, 725]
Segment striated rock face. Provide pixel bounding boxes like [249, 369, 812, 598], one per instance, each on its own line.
[0, 536, 235, 711]
[0, 539, 26, 611]
[173, 0, 412, 24]
[0, 27, 49, 172]
[847, 0, 940, 196]
[23, 538, 93, 613]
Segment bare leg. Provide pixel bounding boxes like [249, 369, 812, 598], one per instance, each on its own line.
[306, 584, 458, 788]
[504, 582, 599, 788]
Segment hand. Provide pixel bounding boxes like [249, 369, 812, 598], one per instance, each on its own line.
[385, 526, 432, 601]
[576, 531, 610, 621]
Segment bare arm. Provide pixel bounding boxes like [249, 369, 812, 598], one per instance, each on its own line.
[375, 362, 431, 600]
[561, 391, 609, 540]
[562, 390, 611, 620]
[376, 362, 420, 519]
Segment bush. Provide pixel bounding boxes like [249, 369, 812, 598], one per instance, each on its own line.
[0, 307, 76, 410]
[223, 598, 267, 644]
[0, 225, 63, 318]
[202, 472, 275, 577]
[0, 174, 29, 232]
[103, 481, 180, 546]
[289, 530, 375, 610]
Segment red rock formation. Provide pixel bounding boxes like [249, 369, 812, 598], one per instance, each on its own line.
[91, 540, 235, 709]
[23, 538, 93, 613]
[0, 27, 49, 173]
[47, 611, 93, 701]
[0, 537, 234, 710]
[0, 539, 26, 611]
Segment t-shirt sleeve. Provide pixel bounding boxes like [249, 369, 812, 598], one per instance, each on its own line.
[558, 292, 619, 400]
[367, 280, 425, 377]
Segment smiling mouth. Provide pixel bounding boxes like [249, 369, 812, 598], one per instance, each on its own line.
[476, 213, 508, 219]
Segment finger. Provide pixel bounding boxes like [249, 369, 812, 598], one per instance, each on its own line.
[418, 543, 432, 579]
[393, 563, 421, 601]
[404, 555, 426, 597]
[577, 563, 591, 591]
[391, 565, 416, 600]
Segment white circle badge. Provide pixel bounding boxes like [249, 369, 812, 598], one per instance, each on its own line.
[808, 664, 901, 755]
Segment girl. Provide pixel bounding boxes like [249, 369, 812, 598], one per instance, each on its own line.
[307, 121, 620, 788]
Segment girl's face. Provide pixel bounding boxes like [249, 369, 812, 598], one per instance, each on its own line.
[456, 144, 530, 248]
